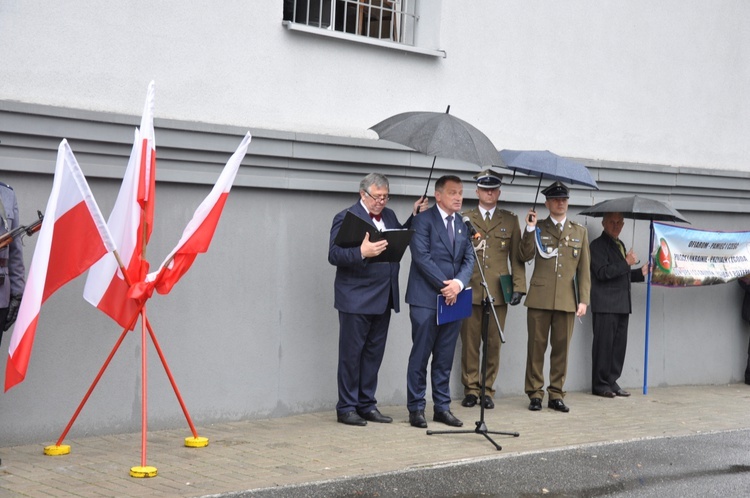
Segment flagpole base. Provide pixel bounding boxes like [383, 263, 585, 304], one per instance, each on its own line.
[43, 444, 71, 456]
[130, 465, 158, 478]
[184, 436, 209, 448]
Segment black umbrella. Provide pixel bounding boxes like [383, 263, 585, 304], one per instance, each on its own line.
[579, 195, 688, 223]
[370, 106, 505, 199]
[579, 195, 689, 396]
[580, 195, 689, 245]
[499, 149, 598, 214]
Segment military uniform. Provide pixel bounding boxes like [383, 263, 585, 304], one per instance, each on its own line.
[0, 181, 26, 342]
[460, 205, 526, 401]
[519, 183, 590, 405]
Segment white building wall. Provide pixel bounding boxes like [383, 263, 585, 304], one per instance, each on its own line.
[1, 1, 749, 446]
[1, 1, 748, 170]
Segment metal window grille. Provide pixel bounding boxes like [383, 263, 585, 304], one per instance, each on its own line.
[286, 0, 416, 45]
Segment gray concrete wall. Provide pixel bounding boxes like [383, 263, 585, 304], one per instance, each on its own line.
[0, 107, 749, 446]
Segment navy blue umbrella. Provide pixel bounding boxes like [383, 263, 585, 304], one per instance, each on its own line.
[499, 149, 598, 211]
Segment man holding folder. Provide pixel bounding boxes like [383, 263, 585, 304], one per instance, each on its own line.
[329, 173, 427, 426]
[405, 175, 475, 428]
[459, 170, 526, 410]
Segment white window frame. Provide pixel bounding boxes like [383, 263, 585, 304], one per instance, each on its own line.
[283, 0, 446, 58]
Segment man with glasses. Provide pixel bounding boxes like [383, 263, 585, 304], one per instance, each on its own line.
[520, 181, 590, 413]
[328, 173, 427, 426]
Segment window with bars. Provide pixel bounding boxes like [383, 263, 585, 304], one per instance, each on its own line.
[283, 0, 416, 46]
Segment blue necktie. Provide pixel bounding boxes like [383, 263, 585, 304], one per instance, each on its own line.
[446, 215, 454, 246]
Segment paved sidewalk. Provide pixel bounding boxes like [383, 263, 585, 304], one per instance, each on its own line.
[1, 384, 749, 497]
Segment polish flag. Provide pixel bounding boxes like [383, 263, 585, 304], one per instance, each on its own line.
[6, 140, 116, 391]
[131, 133, 251, 298]
[83, 82, 156, 329]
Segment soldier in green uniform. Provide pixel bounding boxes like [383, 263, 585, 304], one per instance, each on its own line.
[459, 169, 526, 409]
[519, 181, 590, 412]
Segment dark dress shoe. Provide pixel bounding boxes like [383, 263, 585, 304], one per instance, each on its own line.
[594, 391, 616, 398]
[433, 410, 463, 427]
[358, 409, 392, 423]
[409, 410, 427, 428]
[482, 395, 495, 409]
[337, 411, 367, 426]
[548, 399, 570, 412]
[615, 389, 631, 397]
[529, 398, 542, 411]
[461, 394, 478, 407]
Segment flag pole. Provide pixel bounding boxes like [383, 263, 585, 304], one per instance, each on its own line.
[145, 316, 204, 441]
[43, 250, 142, 456]
[643, 220, 655, 395]
[141, 307, 148, 466]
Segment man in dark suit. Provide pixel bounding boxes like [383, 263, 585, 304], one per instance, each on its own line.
[329, 173, 427, 426]
[520, 182, 590, 413]
[405, 175, 475, 428]
[590, 212, 648, 398]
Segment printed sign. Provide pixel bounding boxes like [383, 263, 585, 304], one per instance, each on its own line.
[651, 222, 750, 287]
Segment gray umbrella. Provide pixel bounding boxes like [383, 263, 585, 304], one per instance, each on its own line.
[579, 195, 689, 396]
[499, 149, 598, 212]
[371, 106, 505, 199]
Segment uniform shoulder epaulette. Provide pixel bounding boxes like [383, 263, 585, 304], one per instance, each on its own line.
[570, 220, 583, 227]
[0, 181, 11, 190]
[499, 208, 516, 216]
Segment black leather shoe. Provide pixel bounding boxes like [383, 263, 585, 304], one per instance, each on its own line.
[461, 394, 478, 407]
[433, 410, 463, 427]
[337, 411, 367, 426]
[615, 389, 631, 397]
[358, 408, 392, 423]
[529, 398, 542, 411]
[482, 395, 495, 409]
[409, 410, 427, 428]
[594, 391, 616, 398]
[548, 399, 570, 412]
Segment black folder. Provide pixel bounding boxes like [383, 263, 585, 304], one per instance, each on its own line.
[333, 211, 414, 263]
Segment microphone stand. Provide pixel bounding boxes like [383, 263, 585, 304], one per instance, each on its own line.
[427, 234, 520, 450]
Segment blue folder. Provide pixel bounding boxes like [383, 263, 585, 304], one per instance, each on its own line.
[436, 287, 472, 325]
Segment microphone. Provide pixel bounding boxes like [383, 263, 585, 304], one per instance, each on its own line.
[462, 215, 481, 239]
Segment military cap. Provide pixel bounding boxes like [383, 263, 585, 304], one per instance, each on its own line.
[473, 169, 503, 189]
[541, 181, 570, 199]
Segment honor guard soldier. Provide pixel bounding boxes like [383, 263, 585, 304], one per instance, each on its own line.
[519, 181, 590, 412]
[459, 169, 526, 410]
[0, 181, 26, 342]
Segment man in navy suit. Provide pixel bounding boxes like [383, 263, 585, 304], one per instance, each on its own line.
[590, 212, 647, 398]
[405, 175, 475, 428]
[329, 173, 427, 426]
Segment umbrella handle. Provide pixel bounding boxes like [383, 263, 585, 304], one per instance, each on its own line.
[529, 175, 544, 223]
[421, 155, 438, 204]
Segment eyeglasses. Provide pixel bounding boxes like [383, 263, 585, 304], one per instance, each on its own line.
[364, 190, 390, 203]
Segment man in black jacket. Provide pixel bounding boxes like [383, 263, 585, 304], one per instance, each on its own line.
[589, 212, 648, 398]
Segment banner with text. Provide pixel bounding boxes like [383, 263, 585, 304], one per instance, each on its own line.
[651, 222, 750, 287]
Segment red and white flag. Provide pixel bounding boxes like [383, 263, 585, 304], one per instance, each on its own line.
[6, 140, 116, 391]
[83, 82, 156, 329]
[132, 133, 251, 298]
